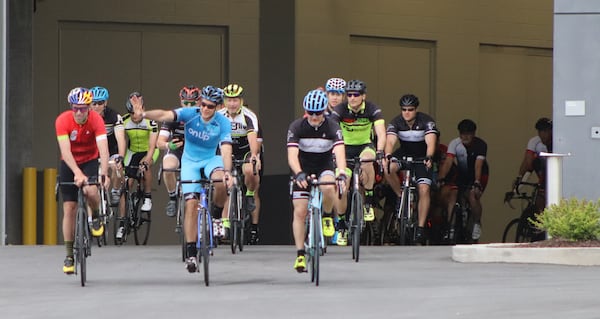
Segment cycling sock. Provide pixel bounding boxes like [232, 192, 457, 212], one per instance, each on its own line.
[323, 212, 332, 218]
[245, 190, 255, 197]
[92, 209, 99, 219]
[144, 193, 152, 199]
[250, 223, 258, 231]
[168, 191, 177, 199]
[186, 242, 197, 258]
[213, 206, 224, 218]
[297, 249, 305, 257]
[65, 241, 74, 258]
[365, 189, 374, 205]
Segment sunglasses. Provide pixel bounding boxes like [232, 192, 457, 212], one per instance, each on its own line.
[91, 101, 106, 106]
[347, 92, 362, 97]
[307, 110, 324, 116]
[201, 102, 217, 109]
[182, 101, 197, 106]
[401, 108, 416, 112]
[72, 106, 90, 113]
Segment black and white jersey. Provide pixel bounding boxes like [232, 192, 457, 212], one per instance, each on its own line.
[287, 117, 344, 174]
[387, 112, 438, 157]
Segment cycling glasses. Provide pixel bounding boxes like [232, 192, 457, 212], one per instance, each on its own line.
[72, 106, 90, 113]
[201, 102, 217, 109]
[401, 107, 416, 112]
[346, 92, 362, 97]
[92, 101, 106, 106]
[306, 110, 324, 116]
[182, 101, 197, 106]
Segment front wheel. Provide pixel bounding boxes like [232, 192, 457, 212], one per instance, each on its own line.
[502, 218, 521, 243]
[350, 191, 362, 262]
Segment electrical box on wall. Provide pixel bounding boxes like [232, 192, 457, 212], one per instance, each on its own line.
[591, 127, 600, 139]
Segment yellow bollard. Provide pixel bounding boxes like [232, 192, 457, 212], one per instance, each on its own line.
[44, 168, 58, 245]
[23, 167, 37, 245]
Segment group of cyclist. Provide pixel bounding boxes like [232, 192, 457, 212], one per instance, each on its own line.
[56, 78, 553, 276]
[56, 83, 264, 274]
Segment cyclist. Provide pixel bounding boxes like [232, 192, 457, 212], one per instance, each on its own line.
[56, 87, 111, 274]
[288, 89, 347, 272]
[513, 117, 552, 211]
[330, 79, 386, 245]
[89, 86, 126, 205]
[437, 119, 489, 241]
[219, 83, 262, 242]
[384, 94, 438, 245]
[129, 86, 233, 273]
[157, 85, 201, 217]
[115, 92, 159, 241]
[324, 77, 346, 116]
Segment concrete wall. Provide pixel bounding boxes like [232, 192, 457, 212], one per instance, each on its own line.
[554, 0, 600, 200]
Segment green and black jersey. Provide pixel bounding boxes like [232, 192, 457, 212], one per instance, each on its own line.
[122, 113, 158, 153]
[330, 101, 384, 145]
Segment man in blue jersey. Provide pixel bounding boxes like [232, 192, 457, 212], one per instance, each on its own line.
[129, 86, 233, 273]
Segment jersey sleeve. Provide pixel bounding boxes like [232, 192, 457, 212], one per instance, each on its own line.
[286, 119, 301, 147]
[218, 114, 233, 145]
[55, 113, 70, 140]
[446, 138, 461, 156]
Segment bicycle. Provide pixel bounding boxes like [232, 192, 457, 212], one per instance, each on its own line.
[444, 185, 475, 244]
[228, 157, 257, 254]
[114, 164, 151, 245]
[58, 177, 102, 287]
[95, 177, 113, 247]
[290, 175, 340, 286]
[345, 157, 378, 262]
[502, 181, 545, 243]
[180, 177, 219, 286]
[380, 156, 425, 246]
[158, 167, 186, 261]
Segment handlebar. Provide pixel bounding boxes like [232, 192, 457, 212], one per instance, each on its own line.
[289, 175, 343, 199]
[387, 156, 428, 174]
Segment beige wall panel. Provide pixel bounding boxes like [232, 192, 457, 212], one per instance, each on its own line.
[478, 45, 552, 242]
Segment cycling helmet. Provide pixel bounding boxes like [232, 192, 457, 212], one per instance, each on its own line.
[345, 79, 366, 94]
[223, 83, 244, 98]
[201, 85, 224, 105]
[325, 78, 346, 94]
[399, 94, 420, 107]
[179, 85, 201, 101]
[67, 87, 93, 105]
[89, 86, 109, 102]
[457, 119, 477, 133]
[125, 91, 142, 113]
[303, 89, 328, 112]
[535, 117, 553, 131]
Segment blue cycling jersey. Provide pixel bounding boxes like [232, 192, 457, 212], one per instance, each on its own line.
[175, 107, 232, 162]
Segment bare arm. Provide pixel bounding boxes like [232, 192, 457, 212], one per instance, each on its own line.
[287, 147, 302, 175]
[374, 121, 387, 152]
[130, 95, 175, 122]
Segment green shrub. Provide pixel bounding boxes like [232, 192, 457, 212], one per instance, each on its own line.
[530, 198, 600, 241]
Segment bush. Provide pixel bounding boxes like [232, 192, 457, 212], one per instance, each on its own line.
[530, 198, 600, 241]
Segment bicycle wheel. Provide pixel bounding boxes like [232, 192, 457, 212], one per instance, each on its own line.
[134, 192, 151, 245]
[237, 190, 245, 252]
[350, 191, 362, 262]
[177, 196, 186, 261]
[200, 207, 210, 286]
[399, 190, 410, 245]
[75, 202, 87, 286]
[228, 186, 239, 254]
[502, 218, 520, 243]
[310, 208, 321, 286]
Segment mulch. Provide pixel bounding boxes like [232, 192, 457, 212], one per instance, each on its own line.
[505, 238, 600, 248]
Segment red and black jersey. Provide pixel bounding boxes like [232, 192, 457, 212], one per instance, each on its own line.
[55, 110, 107, 164]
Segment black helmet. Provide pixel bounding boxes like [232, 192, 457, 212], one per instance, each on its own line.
[457, 119, 477, 133]
[535, 117, 552, 131]
[345, 79, 366, 94]
[125, 91, 142, 113]
[399, 94, 419, 107]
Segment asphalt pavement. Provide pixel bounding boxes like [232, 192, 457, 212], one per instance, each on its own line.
[1, 244, 598, 318]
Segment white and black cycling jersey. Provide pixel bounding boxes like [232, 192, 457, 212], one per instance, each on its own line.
[387, 112, 438, 157]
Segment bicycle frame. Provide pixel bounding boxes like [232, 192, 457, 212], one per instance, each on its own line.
[306, 178, 325, 286]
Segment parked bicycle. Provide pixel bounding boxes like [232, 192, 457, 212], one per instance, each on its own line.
[228, 157, 257, 254]
[380, 156, 426, 245]
[114, 164, 151, 245]
[502, 181, 545, 243]
[58, 178, 102, 287]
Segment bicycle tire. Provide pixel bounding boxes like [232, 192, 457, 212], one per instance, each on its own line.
[200, 207, 210, 286]
[502, 218, 520, 243]
[177, 195, 186, 261]
[399, 190, 410, 245]
[350, 191, 362, 262]
[75, 199, 87, 286]
[133, 190, 151, 245]
[229, 186, 239, 254]
[237, 190, 245, 252]
[311, 208, 321, 286]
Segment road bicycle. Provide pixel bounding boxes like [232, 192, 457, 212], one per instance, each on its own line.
[502, 181, 545, 243]
[58, 177, 102, 287]
[228, 157, 257, 254]
[158, 167, 186, 261]
[290, 175, 341, 286]
[114, 164, 151, 245]
[444, 185, 475, 244]
[345, 157, 378, 262]
[95, 177, 113, 247]
[179, 177, 218, 286]
[380, 157, 425, 245]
